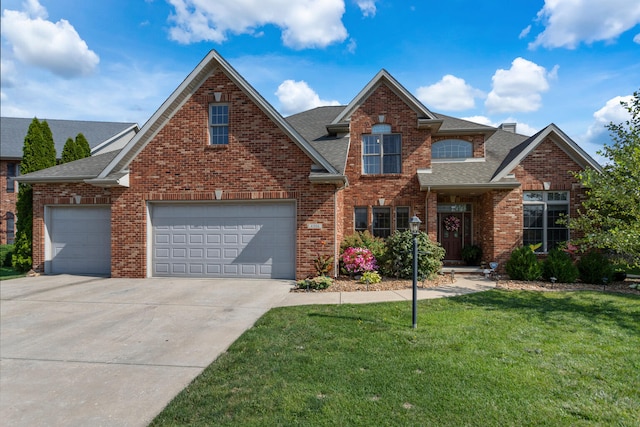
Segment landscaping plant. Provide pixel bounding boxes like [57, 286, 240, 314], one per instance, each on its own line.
[577, 250, 614, 284]
[341, 247, 378, 274]
[383, 230, 445, 279]
[359, 271, 381, 284]
[340, 231, 387, 262]
[296, 276, 333, 291]
[542, 248, 579, 283]
[505, 246, 542, 281]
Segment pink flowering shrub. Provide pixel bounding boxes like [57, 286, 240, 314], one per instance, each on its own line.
[341, 247, 378, 274]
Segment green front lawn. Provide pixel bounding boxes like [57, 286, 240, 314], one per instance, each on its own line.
[154, 290, 639, 426]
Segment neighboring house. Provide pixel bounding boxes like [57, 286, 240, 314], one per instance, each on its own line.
[0, 117, 139, 245]
[18, 50, 601, 279]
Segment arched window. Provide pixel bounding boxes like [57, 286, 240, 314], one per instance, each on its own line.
[432, 139, 473, 159]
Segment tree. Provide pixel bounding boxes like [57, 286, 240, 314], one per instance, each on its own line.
[60, 133, 91, 163]
[12, 118, 57, 271]
[60, 137, 76, 163]
[568, 90, 640, 267]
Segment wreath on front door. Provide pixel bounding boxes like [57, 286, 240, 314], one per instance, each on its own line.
[444, 215, 461, 232]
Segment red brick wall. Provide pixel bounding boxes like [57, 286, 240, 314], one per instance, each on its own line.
[513, 136, 589, 243]
[29, 68, 338, 279]
[340, 83, 431, 239]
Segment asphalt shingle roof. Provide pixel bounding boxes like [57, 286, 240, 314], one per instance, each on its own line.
[1, 117, 137, 159]
[17, 151, 120, 182]
[286, 106, 350, 174]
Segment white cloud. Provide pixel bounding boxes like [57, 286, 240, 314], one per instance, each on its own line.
[485, 58, 555, 114]
[416, 75, 483, 111]
[346, 38, 357, 53]
[356, 0, 377, 17]
[529, 0, 640, 49]
[167, 0, 348, 49]
[0, 61, 183, 124]
[461, 115, 537, 136]
[275, 80, 340, 115]
[0, 0, 99, 78]
[462, 115, 496, 127]
[0, 58, 18, 88]
[634, 33, 640, 44]
[585, 95, 633, 141]
[519, 25, 531, 39]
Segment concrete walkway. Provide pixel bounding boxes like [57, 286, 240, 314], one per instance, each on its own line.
[1, 274, 493, 427]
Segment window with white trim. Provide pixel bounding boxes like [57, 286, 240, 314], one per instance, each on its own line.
[362, 124, 401, 174]
[209, 104, 229, 145]
[523, 191, 569, 252]
[432, 139, 472, 159]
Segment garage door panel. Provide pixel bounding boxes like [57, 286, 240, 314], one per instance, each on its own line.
[49, 207, 111, 275]
[152, 202, 295, 279]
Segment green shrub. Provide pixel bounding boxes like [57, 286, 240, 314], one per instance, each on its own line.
[542, 248, 579, 283]
[296, 276, 333, 290]
[461, 244, 482, 265]
[505, 246, 542, 281]
[11, 233, 32, 272]
[577, 250, 614, 284]
[340, 231, 387, 262]
[383, 231, 445, 280]
[359, 271, 381, 284]
[1, 244, 15, 267]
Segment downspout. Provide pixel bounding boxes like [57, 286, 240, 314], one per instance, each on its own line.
[334, 186, 339, 278]
[425, 186, 431, 234]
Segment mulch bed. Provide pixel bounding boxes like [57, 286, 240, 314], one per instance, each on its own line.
[293, 274, 640, 295]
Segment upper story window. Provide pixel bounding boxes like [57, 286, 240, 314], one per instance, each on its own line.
[6, 163, 19, 193]
[209, 104, 229, 145]
[362, 125, 401, 174]
[432, 139, 472, 159]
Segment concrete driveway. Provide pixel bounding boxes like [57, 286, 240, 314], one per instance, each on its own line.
[0, 274, 293, 427]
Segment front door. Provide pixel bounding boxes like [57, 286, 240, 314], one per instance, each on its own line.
[440, 213, 463, 260]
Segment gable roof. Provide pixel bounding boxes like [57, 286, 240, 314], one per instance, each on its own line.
[491, 123, 603, 181]
[0, 117, 138, 159]
[96, 50, 341, 185]
[329, 69, 443, 133]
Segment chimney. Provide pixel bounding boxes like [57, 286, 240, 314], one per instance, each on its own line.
[499, 123, 517, 133]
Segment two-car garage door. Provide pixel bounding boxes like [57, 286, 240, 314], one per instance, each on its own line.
[151, 202, 295, 279]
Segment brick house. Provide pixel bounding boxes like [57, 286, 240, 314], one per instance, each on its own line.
[18, 50, 601, 279]
[1, 117, 138, 245]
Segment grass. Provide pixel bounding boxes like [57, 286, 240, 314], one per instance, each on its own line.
[152, 290, 640, 426]
[0, 266, 26, 280]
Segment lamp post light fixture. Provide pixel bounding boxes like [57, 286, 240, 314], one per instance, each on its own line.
[409, 215, 421, 329]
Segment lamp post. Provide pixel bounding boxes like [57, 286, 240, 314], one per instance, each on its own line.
[409, 215, 421, 329]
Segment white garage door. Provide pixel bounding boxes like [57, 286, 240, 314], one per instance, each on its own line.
[49, 206, 111, 275]
[151, 202, 295, 279]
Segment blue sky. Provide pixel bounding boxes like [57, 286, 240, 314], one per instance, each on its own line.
[1, 0, 639, 162]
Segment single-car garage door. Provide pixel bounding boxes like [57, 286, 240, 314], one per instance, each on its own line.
[48, 206, 111, 275]
[151, 202, 295, 279]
